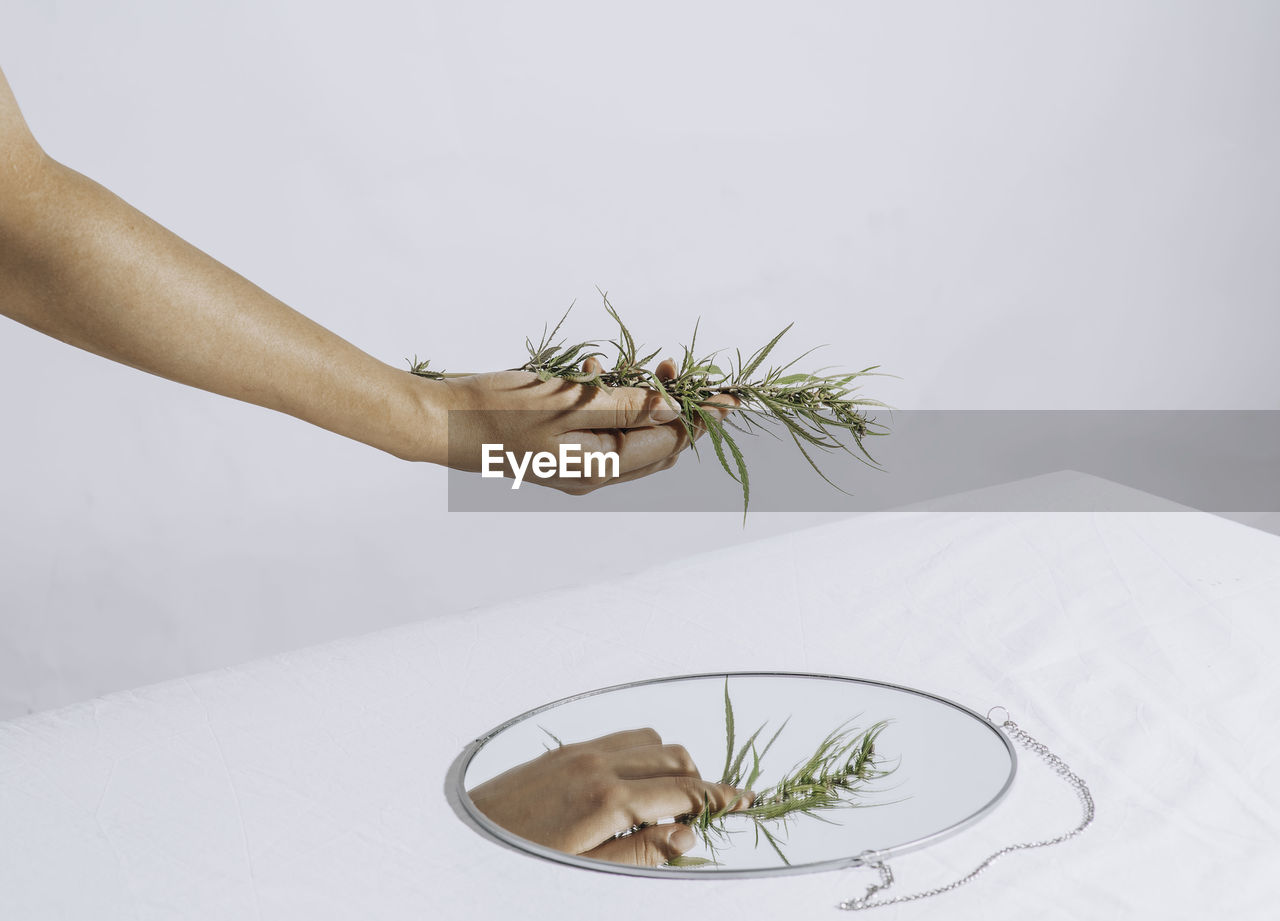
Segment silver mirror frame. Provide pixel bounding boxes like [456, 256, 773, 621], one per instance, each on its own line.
[445, 671, 1017, 879]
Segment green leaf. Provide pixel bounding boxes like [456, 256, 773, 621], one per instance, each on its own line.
[720, 677, 735, 785]
[736, 323, 794, 382]
[720, 423, 751, 518]
[726, 722, 767, 790]
[758, 716, 790, 764]
[694, 405, 738, 484]
[756, 821, 791, 866]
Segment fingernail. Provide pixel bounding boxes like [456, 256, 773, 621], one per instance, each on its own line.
[669, 825, 696, 851]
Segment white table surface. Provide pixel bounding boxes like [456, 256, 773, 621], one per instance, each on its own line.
[3, 484, 1277, 919]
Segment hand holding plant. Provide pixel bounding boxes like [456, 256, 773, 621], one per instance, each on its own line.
[410, 294, 885, 511]
[467, 727, 751, 867]
[419, 355, 736, 494]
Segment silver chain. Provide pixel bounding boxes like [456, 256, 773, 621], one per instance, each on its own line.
[837, 709, 1095, 911]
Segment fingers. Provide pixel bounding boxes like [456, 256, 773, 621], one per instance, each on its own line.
[581, 823, 696, 867]
[690, 392, 739, 430]
[594, 422, 693, 474]
[549, 441, 681, 494]
[554, 386, 677, 435]
[612, 385, 681, 428]
[552, 396, 742, 490]
[588, 356, 681, 429]
[565, 399, 737, 476]
[702, 392, 740, 411]
[609, 743, 700, 780]
[540, 355, 743, 485]
[616, 777, 752, 828]
[562, 354, 736, 440]
[554, 411, 715, 490]
[578, 728, 662, 753]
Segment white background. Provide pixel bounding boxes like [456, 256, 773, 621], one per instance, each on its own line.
[2, 1, 1278, 719]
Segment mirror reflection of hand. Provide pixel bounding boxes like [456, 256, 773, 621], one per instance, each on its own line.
[467, 728, 752, 867]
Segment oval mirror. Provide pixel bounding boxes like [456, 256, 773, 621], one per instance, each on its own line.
[448, 672, 1015, 878]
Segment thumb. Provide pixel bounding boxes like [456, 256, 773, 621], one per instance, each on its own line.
[580, 824, 697, 868]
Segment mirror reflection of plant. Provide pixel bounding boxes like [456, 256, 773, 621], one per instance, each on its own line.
[408, 293, 888, 515]
[670, 681, 894, 867]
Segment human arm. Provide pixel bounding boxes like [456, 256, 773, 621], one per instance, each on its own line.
[0, 66, 727, 482]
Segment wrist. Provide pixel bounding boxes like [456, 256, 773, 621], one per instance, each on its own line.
[391, 371, 461, 465]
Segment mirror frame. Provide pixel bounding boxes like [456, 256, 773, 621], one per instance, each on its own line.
[445, 671, 1017, 879]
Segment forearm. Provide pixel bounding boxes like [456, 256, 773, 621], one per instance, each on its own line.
[0, 152, 441, 459]
[0, 66, 716, 492]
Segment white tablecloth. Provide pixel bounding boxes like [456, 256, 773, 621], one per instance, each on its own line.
[3, 487, 1277, 919]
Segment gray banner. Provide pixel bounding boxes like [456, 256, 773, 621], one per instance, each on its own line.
[446, 410, 1280, 513]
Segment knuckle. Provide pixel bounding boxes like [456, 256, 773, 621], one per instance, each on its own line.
[579, 777, 618, 813]
[667, 744, 696, 773]
[675, 783, 705, 813]
[565, 750, 608, 776]
[601, 783, 630, 816]
[578, 777, 627, 813]
[599, 430, 623, 454]
[699, 780, 730, 810]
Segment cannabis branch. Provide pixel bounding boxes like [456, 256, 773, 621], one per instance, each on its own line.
[408, 294, 888, 513]
[669, 681, 894, 867]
